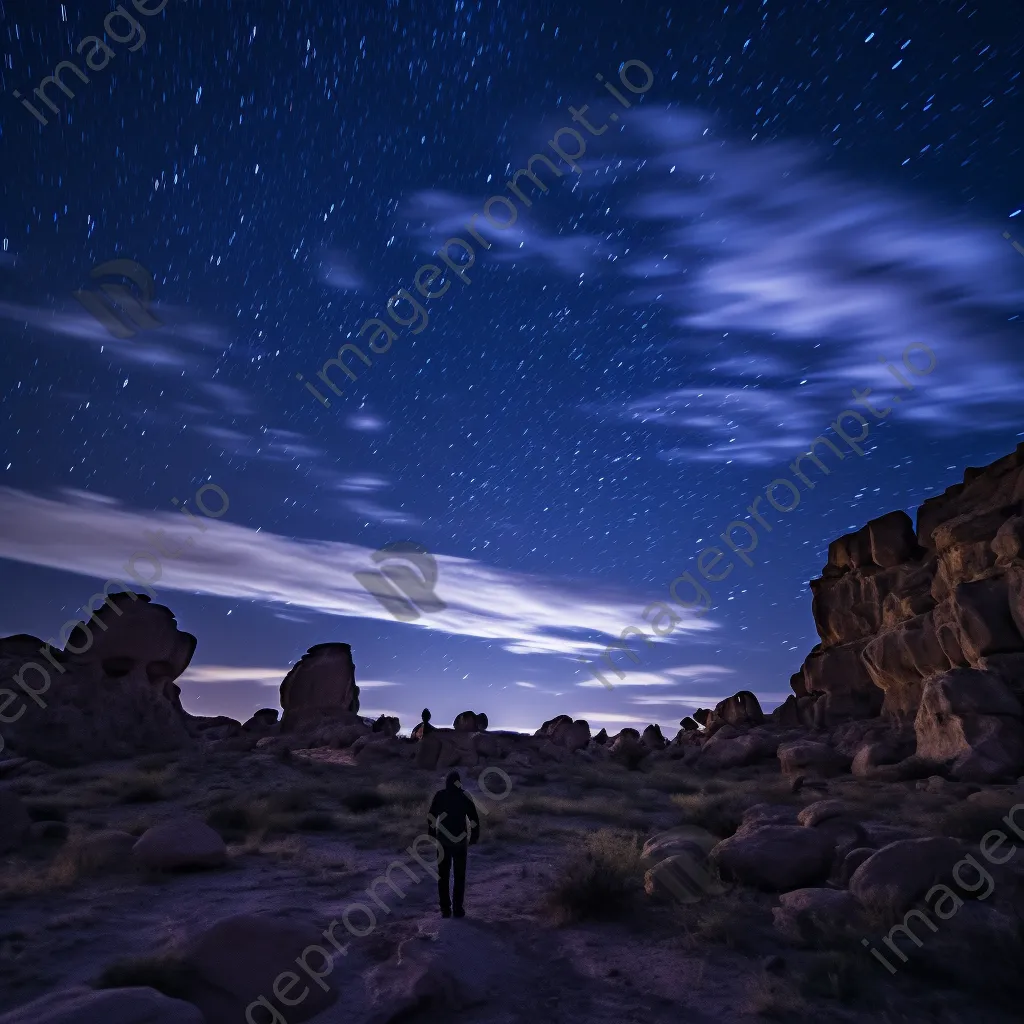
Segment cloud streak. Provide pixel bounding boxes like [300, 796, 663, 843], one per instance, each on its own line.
[0, 487, 716, 660]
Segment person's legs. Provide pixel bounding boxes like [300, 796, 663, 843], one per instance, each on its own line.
[452, 846, 468, 915]
[438, 845, 453, 915]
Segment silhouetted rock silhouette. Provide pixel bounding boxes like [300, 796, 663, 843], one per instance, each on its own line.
[412, 707, 435, 740]
[427, 770, 480, 918]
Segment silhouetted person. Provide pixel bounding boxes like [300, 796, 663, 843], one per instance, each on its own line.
[427, 770, 480, 918]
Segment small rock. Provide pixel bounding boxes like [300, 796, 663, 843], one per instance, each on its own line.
[796, 800, 849, 827]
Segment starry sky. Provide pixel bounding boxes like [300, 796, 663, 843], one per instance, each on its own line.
[1, 0, 1023, 737]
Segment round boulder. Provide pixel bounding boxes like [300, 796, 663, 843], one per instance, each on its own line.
[849, 837, 965, 915]
[773, 887, 863, 946]
[711, 825, 834, 892]
[132, 815, 227, 871]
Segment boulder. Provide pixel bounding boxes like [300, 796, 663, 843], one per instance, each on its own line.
[711, 690, 764, 728]
[454, 711, 487, 732]
[680, 716, 700, 732]
[777, 740, 851, 779]
[849, 837, 965, 915]
[279, 643, 360, 732]
[796, 640, 885, 721]
[180, 914, 339, 1023]
[411, 709, 434, 741]
[0, 986, 203, 1024]
[641, 825, 719, 865]
[0, 791, 32, 853]
[644, 849, 725, 903]
[592, 728, 609, 745]
[242, 708, 279, 732]
[772, 887, 863, 946]
[914, 668, 1024, 781]
[710, 825, 834, 892]
[835, 846, 876, 886]
[796, 800, 849, 827]
[372, 715, 401, 736]
[0, 598, 197, 766]
[132, 815, 227, 871]
[367, 920, 516, 1019]
[641, 723, 667, 750]
[609, 729, 648, 768]
[536, 716, 589, 750]
[697, 730, 778, 770]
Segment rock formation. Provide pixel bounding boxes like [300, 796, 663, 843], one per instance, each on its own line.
[453, 710, 488, 732]
[0, 594, 197, 766]
[411, 708, 434, 740]
[278, 642, 360, 732]
[788, 442, 1024, 780]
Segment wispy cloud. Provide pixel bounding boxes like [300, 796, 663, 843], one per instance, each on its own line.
[404, 106, 1024, 466]
[179, 666, 287, 685]
[0, 487, 716, 659]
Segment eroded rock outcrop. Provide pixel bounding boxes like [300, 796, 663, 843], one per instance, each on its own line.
[787, 444, 1024, 779]
[0, 595, 197, 766]
[279, 643, 360, 732]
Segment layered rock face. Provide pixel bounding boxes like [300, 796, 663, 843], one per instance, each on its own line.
[791, 443, 1024, 779]
[279, 643, 361, 732]
[0, 595, 197, 765]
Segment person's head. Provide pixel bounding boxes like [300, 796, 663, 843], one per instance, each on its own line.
[444, 769, 461, 790]
[422, 708, 431, 722]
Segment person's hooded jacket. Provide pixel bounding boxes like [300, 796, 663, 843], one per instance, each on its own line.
[427, 771, 481, 850]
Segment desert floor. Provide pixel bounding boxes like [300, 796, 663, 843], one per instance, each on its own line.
[1, 747, 1021, 1023]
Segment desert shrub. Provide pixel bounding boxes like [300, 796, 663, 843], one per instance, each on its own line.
[97, 770, 169, 805]
[342, 790, 387, 813]
[205, 801, 255, 839]
[265, 788, 316, 814]
[795, 950, 864, 1003]
[296, 811, 336, 831]
[670, 790, 751, 837]
[94, 955, 197, 999]
[546, 829, 642, 924]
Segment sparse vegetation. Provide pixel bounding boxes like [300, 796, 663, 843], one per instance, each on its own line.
[546, 828, 643, 924]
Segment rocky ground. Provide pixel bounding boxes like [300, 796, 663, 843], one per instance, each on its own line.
[1, 744, 1023, 1023]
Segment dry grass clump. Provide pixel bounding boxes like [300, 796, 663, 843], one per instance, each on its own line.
[670, 775, 800, 837]
[546, 828, 643, 924]
[0, 841, 83, 900]
[743, 974, 809, 1019]
[669, 886, 771, 952]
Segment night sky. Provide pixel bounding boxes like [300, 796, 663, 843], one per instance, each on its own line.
[1, 0, 1022, 737]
